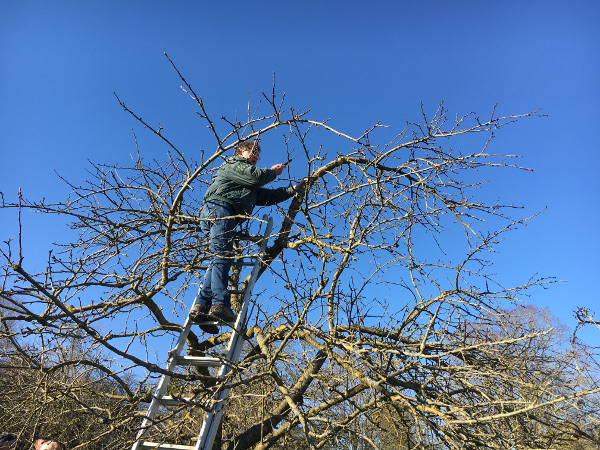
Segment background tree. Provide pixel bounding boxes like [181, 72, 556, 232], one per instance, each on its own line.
[0, 296, 138, 448]
[1, 59, 598, 449]
[455, 305, 600, 448]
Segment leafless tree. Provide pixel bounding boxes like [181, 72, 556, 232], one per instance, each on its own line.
[0, 296, 138, 448]
[1, 57, 598, 449]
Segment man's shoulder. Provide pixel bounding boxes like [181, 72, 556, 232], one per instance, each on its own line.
[222, 156, 249, 170]
[222, 157, 271, 177]
[215, 157, 246, 175]
[232, 160, 251, 175]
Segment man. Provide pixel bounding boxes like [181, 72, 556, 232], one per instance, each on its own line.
[38, 442, 61, 450]
[190, 140, 305, 333]
[34, 438, 61, 450]
[34, 437, 48, 449]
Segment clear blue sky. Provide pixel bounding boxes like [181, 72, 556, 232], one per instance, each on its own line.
[1, 1, 598, 345]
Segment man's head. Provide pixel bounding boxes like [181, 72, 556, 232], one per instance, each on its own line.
[35, 438, 62, 450]
[0, 434, 16, 450]
[235, 141, 261, 166]
[34, 438, 48, 449]
[39, 442, 61, 450]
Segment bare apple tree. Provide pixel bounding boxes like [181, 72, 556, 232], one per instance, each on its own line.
[1, 58, 598, 449]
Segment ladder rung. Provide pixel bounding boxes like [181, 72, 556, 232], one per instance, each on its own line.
[235, 234, 263, 242]
[193, 320, 235, 327]
[193, 320, 218, 325]
[160, 396, 209, 407]
[136, 443, 194, 450]
[232, 261, 255, 266]
[228, 289, 245, 295]
[174, 356, 222, 367]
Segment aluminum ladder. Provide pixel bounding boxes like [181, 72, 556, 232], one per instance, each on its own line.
[132, 215, 274, 450]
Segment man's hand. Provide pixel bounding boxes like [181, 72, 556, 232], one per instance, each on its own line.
[271, 164, 285, 176]
[293, 178, 308, 193]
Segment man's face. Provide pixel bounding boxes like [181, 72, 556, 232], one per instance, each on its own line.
[39, 442, 61, 450]
[240, 148, 260, 166]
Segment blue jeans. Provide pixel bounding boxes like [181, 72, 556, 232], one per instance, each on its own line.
[194, 201, 237, 309]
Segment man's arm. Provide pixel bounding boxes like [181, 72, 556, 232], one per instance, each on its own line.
[255, 178, 307, 206]
[224, 160, 277, 188]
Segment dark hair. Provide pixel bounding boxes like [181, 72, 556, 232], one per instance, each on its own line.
[234, 141, 261, 156]
[0, 434, 16, 444]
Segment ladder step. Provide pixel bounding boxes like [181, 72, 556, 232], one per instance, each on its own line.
[193, 320, 235, 327]
[174, 356, 222, 367]
[228, 289, 245, 295]
[194, 318, 237, 326]
[160, 396, 209, 407]
[235, 234, 263, 242]
[193, 319, 219, 325]
[136, 442, 194, 450]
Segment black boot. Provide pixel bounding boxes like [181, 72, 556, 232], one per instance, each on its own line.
[189, 304, 219, 334]
[208, 304, 237, 323]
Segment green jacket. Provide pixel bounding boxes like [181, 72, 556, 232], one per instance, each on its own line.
[203, 156, 295, 216]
